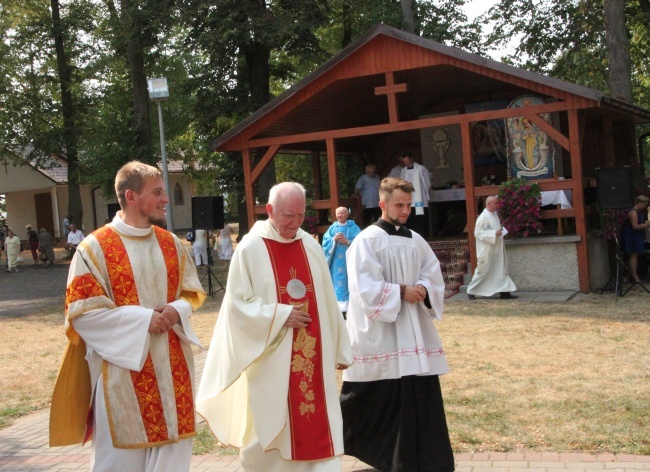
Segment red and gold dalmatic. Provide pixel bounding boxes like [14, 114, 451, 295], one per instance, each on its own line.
[50, 224, 205, 448]
[262, 238, 334, 460]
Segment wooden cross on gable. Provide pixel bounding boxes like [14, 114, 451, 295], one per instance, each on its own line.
[1, 158, 8, 174]
[375, 72, 409, 124]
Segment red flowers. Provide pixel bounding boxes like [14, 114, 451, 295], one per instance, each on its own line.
[497, 178, 542, 238]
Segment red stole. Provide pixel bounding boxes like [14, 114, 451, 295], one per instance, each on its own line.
[262, 238, 334, 460]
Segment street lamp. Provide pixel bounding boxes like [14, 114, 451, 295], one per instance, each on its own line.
[147, 77, 174, 231]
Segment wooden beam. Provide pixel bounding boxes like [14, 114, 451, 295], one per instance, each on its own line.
[326, 139, 339, 216]
[525, 113, 570, 152]
[568, 109, 590, 293]
[374, 72, 408, 124]
[247, 101, 576, 149]
[242, 148, 256, 231]
[250, 144, 280, 183]
[460, 121, 478, 271]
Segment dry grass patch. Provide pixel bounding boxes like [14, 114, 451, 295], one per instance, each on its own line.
[440, 292, 649, 454]
[0, 306, 66, 428]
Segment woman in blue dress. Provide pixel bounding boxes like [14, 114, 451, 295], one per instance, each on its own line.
[322, 207, 361, 316]
[621, 195, 650, 282]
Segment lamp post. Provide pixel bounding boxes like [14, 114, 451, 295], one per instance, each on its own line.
[147, 77, 174, 231]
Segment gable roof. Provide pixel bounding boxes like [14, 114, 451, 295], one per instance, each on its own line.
[212, 24, 650, 152]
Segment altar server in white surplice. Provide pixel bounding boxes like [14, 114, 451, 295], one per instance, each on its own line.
[50, 161, 206, 472]
[197, 182, 352, 472]
[466, 195, 517, 300]
[341, 177, 454, 472]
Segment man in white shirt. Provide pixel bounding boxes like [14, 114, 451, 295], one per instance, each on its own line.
[353, 164, 381, 228]
[66, 223, 85, 258]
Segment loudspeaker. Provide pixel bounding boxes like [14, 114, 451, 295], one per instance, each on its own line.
[596, 167, 633, 209]
[191, 196, 225, 230]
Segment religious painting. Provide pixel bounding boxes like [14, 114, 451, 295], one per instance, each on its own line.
[466, 100, 509, 168]
[505, 95, 555, 179]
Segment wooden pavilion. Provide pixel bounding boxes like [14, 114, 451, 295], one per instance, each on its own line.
[211, 24, 650, 293]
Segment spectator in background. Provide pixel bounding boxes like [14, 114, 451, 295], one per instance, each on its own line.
[621, 195, 650, 283]
[193, 228, 209, 266]
[38, 228, 56, 266]
[66, 223, 85, 258]
[217, 223, 234, 263]
[322, 207, 361, 317]
[63, 215, 70, 238]
[388, 155, 404, 178]
[0, 225, 6, 265]
[353, 164, 381, 228]
[26, 224, 39, 264]
[5, 228, 21, 273]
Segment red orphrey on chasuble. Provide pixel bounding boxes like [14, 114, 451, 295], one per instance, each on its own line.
[84, 226, 195, 444]
[262, 238, 334, 461]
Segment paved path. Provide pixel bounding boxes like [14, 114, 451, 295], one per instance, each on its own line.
[0, 250, 69, 319]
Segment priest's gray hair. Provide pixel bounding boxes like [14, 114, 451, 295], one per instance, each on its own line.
[486, 195, 498, 205]
[268, 182, 306, 208]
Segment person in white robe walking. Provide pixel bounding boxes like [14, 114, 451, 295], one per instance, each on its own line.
[341, 177, 454, 472]
[197, 182, 352, 472]
[466, 195, 517, 300]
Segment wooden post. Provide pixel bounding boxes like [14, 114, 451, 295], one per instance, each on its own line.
[461, 122, 477, 270]
[568, 109, 590, 293]
[326, 139, 339, 218]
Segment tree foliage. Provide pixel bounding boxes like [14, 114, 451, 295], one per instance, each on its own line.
[2, 0, 650, 229]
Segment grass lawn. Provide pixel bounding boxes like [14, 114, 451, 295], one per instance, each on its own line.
[1, 257, 648, 454]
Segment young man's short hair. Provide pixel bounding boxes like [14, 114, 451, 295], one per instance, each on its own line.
[379, 177, 414, 202]
[115, 161, 162, 208]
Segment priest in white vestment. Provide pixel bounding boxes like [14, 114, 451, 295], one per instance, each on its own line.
[197, 182, 353, 472]
[342, 177, 455, 472]
[466, 195, 517, 300]
[400, 152, 431, 238]
[50, 162, 206, 472]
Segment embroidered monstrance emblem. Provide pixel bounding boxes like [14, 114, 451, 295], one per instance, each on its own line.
[281, 267, 312, 300]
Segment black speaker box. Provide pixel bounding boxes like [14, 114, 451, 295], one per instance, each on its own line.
[596, 167, 633, 209]
[191, 196, 225, 230]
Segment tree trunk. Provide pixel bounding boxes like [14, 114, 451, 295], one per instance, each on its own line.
[50, 0, 83, 228]
[604, 0, 633, 102]
[341, 0, 353, 48]
[119, 0, 153, 162]
[401, 0, 417, 35]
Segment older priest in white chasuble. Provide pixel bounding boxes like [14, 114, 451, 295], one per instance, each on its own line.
[466, 195, 517, 300]
[197, 182, 353, 471]
[341, 177, 455, 472]
[50, 161, 206, 472]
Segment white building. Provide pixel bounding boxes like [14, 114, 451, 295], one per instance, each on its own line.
[0, 155, 195, 240]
